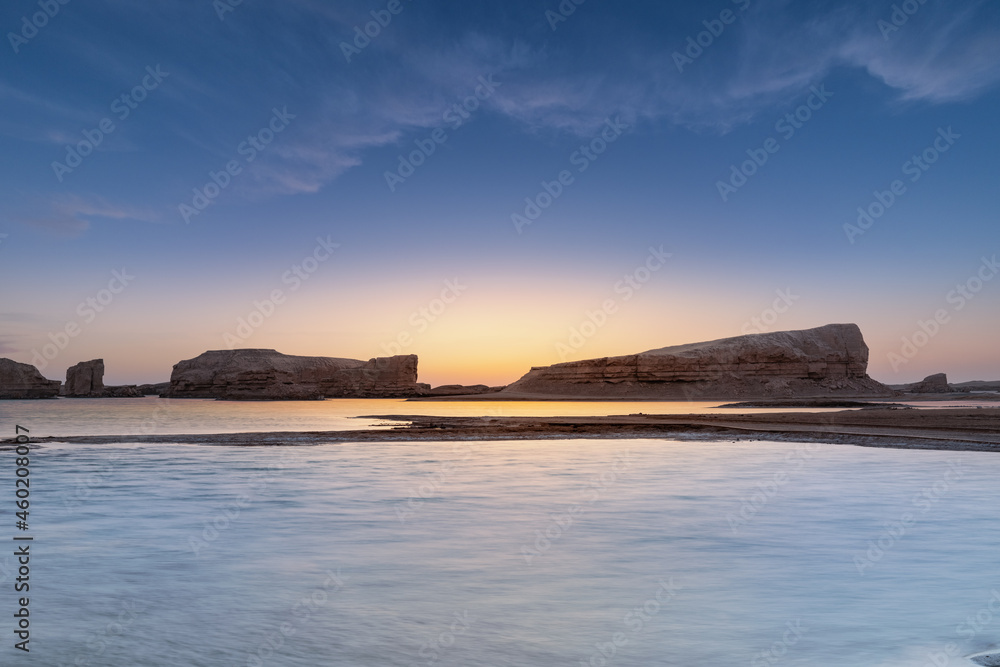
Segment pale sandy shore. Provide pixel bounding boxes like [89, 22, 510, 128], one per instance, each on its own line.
[9, 408, 1000, 452]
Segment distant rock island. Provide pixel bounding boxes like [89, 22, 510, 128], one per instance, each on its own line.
[896, 373, 951, 394]
[500, 323, 892, 399]
[889, 373, 1000, 395]
[164, 349, 426, 399]
[1, 324, 996, 401]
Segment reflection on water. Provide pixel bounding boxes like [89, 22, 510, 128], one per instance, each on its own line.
[6, 396, 989, 438]
[18, 437, 1000, 666]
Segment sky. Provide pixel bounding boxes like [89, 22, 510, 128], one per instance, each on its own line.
[0, 0, 998, 387]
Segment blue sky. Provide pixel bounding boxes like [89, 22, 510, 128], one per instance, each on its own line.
[1, 0, 998, 386]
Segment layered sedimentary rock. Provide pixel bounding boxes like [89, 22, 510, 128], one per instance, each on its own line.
[502, 324, 892, 399]
[165, 349, 422, 399]
[0, 358, 61, 399]
[65, 359, 106, 397]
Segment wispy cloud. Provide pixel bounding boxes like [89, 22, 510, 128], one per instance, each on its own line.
[256, 0, 1000, 197]
[846, 3, 1000, 102]
[6, 0, 998, 215]
[16, 196, 157, 237]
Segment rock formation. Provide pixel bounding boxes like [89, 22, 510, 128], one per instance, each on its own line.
[908, 373, 950, 394]
[138, 382, 170, 396]
[65, 359, 105, 397]
[951, 380, 1000, 393]
[103, 385, 144, 398]
[64, 359, 144, 397]
[0, 358, 61, 399]
[421, 384, 500, 397]
[501, 324, 892, 399]
[164, 349, 423, 399]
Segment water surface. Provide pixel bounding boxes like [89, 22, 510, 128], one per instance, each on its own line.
[7, 435, 999, 666]
[4, 397, 989, 438]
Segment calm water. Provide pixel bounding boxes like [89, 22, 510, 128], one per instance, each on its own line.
[3, 397, 992, 439]
[1, 422, 998, 666]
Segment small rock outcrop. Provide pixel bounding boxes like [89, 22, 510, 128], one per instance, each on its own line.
[0, 358, 61, 399]
[421, 384, 499, 397]
[908, 373, 950, 394]
[951, 380, 1000, 393]
[64, 359, 144, 397]
[104, 385, 144, 398]
[502, 324, 892, 399]
[138, 382, 170, 396]
[165, 349, 423, 399]
[65, 359, 106, 397]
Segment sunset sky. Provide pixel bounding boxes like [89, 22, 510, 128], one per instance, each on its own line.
[1, 0, 998, 387]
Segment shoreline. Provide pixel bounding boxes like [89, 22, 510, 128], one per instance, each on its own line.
[9, 408, 999, 453]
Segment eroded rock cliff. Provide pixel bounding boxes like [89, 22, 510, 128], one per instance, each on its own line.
[502, 324, 892, 399]
[165, 349, 422, 399]
[0, 358, 61, 399]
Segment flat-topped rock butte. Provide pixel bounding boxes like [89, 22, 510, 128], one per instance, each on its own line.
[499, 323, 893, 400]
[164, 349, 425, 399]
